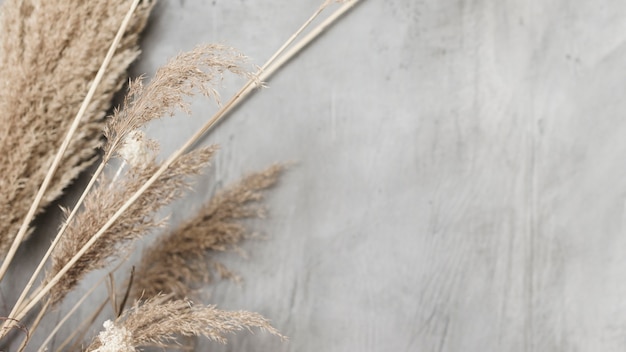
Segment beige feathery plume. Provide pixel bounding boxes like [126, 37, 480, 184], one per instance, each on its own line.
[44, 43, 251, 305]
[86, 295, 282, 351]
[104, 44, 251, 161]
[46, 146, 217, 306]
[133, 165, 284, 300]
[0, 0, 153, 254]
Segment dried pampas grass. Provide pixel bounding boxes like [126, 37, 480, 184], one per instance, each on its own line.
[41, 41, 253, 308]
[47, 146, 217, 306]
[104, 44, 250, 162]
[0, 0, 153, 254]
[134, 164, 284, 300]
[86, 295, 283, 351]
[0, 0, 361, 350]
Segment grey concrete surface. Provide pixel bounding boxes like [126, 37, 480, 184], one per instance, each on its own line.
[13, 0, 626, 351]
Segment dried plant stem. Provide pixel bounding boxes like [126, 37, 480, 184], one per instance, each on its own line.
[0, 0, 141, 338]
[263, 0, 361, 81]
[35, 254, 131, 352]
[59, 298, 109, 352]
[0, 0, 142, 284]
[11, 162, 106, 321]
[223, 0, 362, 117]
[262, 1, 329, 74]
[16, 301, 48, 352]
[37, 277, 105, 352]
[8, 0, 362, 330]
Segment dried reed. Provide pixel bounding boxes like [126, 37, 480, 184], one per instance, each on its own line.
[133, 165, 284, 300]
[16, 42, 250, 314]
[86, 295, 282, 351]
[104, 44, 250, 162]
[0, 0, 153, 254]
[43, 42, 251, 306]
[0, 0, 361, 350]
[47, 146, 217, 305]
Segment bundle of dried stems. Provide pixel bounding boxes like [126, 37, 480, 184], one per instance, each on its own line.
[0, 0, 360, 350]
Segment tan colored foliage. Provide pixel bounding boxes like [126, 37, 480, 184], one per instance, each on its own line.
[46, 41, 251, 306]
[0, 0, 153, 254]
[87, 295, 282, 351]
[104, 44, 250, 161]
[47, 146, 217, 305]
[133, 165, 284, 300]
[0, 0, 358, 349]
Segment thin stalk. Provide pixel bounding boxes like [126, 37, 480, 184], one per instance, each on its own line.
[17, 300, 49, 352]
[0, 0, 141, 338]
[238, 0, 362, 113]
[10, 0, 362, 328]
[11, 162, 106, 319]
[39, 255, 130, 352]
[0, 0, 142, 283]
[18, 159, 126, 314]
[37, 278, 105, 352]
[222, 0, 361, 117]
[58, 298, 109, 352]
[109, 160, 128, 188]
[261, 1, 328, 73]
[263, 0, 361, 80]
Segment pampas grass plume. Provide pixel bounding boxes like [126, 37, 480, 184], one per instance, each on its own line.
[0, 0, 153, 254]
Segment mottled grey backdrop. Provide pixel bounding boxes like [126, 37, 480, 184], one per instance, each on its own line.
[28, 0, 626, 351]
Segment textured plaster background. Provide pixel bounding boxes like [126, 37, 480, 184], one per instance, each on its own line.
[16, 0, 626, 351]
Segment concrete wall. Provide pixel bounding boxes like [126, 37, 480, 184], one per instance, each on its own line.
[26, 0, 626, 351]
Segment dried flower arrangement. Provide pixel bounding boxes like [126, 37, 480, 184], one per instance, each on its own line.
[0, 0, 359, 350]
